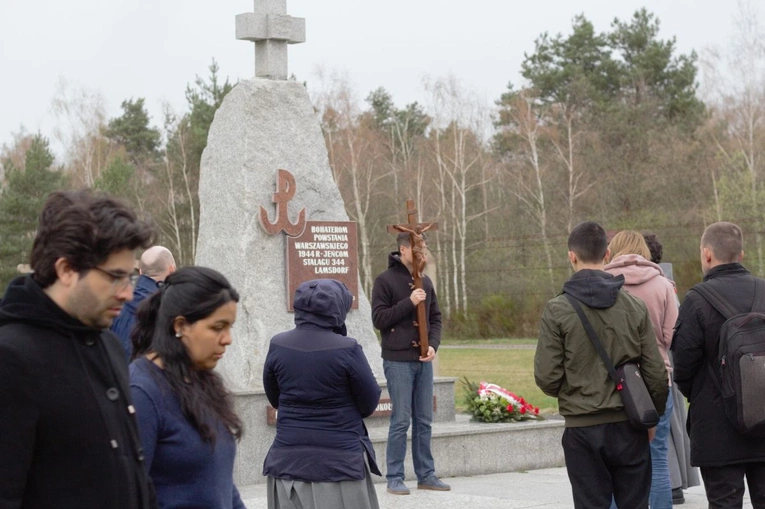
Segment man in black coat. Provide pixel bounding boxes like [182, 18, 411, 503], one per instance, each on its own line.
[372, 232, 449, 495]
[0, 190, 156, 509]
[672, 221, 765, 508]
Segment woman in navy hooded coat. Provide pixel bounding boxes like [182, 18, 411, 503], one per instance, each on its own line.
[263, 279, 381, 509]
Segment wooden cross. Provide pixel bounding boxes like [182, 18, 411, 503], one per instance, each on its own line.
[387, 199, 438, 358]
[236, 0, 306, 80]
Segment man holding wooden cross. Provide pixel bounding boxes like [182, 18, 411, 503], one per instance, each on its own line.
[371, 200, 448, 495]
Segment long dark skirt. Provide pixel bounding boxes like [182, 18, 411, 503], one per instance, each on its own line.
[267, 462, 379, 509]
[668, 381, 700, 489]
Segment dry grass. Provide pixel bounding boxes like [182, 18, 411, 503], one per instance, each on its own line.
[436, 346, 559, 415]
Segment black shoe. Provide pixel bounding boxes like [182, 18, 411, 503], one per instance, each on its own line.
[672, 488, 685, 505]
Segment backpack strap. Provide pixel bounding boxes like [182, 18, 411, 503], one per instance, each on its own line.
[694, 277, 765, 317]
[691, 282, 738, 319]
[563, 293, 622, 389]
[693, 281, 739, 393]
[752, 278, 765, 313]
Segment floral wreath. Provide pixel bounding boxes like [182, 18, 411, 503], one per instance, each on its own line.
[461, 378, 543, 423]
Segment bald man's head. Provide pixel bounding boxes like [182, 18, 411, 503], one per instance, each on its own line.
[139, 246, 176, 281]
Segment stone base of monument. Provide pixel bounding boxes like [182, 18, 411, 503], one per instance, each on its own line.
[232, 377, 564, 485]
[368, 414, 565, 481]
[362, 377, 458, 428]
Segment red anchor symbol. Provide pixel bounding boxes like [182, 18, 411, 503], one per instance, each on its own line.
[259, 169, 307, 237]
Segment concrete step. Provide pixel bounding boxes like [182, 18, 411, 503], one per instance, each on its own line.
[231, 378, 564, 485]
[369, 413, 565, 481]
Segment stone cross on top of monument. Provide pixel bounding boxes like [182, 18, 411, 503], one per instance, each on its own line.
[236, 0, 305, 80]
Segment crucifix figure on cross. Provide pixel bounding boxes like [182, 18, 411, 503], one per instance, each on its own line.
[391, 222, 435, 280]
[236, 0, 306, 80]
[387, 199, 439, 358]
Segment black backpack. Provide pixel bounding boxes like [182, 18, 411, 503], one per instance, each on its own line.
[692, 278, 765, 437]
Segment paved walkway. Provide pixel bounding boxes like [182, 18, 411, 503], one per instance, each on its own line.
[239, 466, 753, 508]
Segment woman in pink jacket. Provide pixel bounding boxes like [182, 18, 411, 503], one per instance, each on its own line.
[605, 230, 678, 509]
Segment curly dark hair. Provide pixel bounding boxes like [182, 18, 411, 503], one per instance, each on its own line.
[131, 266, 243, 444]
[642, 232, 663, 264]
[30, 189, 154, 287]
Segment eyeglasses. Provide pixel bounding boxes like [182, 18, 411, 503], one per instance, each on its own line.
[91, 266, 140, 290]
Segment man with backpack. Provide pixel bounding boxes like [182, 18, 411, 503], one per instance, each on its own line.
[672, 221, 765, 508]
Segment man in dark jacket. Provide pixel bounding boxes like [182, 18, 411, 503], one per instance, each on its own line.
[535, 221, 668, 509]
[0, 190, 156, 509]
[372, 232, 448, 495]
[672, 221, 765, 508]
[110, 245, 176, 361]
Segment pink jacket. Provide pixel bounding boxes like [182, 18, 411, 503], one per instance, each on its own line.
[604, 254, 678, 385]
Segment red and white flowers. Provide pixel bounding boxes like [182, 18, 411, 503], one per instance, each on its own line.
[462, 378, 543, 423]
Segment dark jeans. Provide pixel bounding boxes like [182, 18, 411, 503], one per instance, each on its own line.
[609, 392, 674, 509]
[563, 420, 651, 509]
[701, 462, 765, 509]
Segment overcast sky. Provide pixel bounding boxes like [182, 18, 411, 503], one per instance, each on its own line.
[0, 0, 742, 158]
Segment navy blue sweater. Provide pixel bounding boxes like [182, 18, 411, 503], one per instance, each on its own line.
[130, 358, 245, 509]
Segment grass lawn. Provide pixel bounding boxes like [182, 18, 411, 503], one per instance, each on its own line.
[437, 346, 559, 415]
[440, 337, 538, 346]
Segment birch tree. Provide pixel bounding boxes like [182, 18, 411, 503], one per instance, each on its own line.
[50, 78, 113, 187]
[424, 75, 496, 316]
[313, 71, 391, 295]
[495, 88, 556, 293]
[702, 0, 765, 275]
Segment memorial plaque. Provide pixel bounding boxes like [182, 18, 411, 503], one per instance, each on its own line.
[286, 221, 359, 310]
[372, 397, 436, 418]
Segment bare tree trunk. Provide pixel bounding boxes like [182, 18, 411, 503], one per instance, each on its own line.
[450, 187, 460, 315]
[531, 132, 556, 291]
[50, 78, 110, 187]
[481, 159, 490, 240]
[423, 75, 495, 317]
[180, 141, 197, 263]
[163, 155, 184, 262]
[432, 131, 453, 318]
[546, 107, 594, 235]
[702, 0, 765, 275]
[505, 93, 556, 294]
[711, 167, 722, 222]
[459, 170, 469, 314]
[313, 74, 390, 296]
[348, 134, 373, 295]
[566, 115, 576, 234]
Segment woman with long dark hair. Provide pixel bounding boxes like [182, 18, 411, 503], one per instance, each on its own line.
[129, 266, 246, 509]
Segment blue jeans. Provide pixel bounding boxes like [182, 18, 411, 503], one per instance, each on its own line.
[384, 359, 435, 482]
[649, 390, 673, 508]
[610, 390, 673, 509]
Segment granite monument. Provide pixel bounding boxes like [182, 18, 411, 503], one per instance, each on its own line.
[195, 0, 383, 391]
